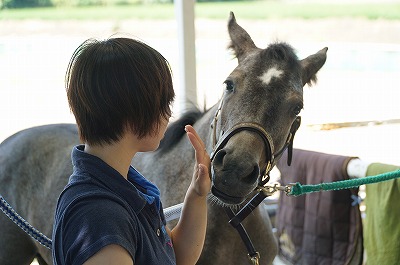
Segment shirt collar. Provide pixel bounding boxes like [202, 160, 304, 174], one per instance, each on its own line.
[71, 145, 150, 212]
[128, 167, 161, 211]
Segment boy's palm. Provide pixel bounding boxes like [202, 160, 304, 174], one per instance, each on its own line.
[185, 125, 211, 197]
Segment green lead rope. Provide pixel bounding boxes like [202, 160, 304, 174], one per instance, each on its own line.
[288, 170, 400, 197]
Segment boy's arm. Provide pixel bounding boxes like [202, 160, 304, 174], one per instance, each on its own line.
[83, 244, 133, 265]
[170, 125, 211, 265]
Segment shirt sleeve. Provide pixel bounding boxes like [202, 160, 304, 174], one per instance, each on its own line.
[61, 196, 139, 265]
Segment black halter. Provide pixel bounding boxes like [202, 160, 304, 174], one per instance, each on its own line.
[209, 98, 301, 264]
[210, 97, 301, 187]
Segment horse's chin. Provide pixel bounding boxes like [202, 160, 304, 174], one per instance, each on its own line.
[210, 186, 247, 206]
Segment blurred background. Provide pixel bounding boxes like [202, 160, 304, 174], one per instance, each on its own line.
[1, 0, 399, 165]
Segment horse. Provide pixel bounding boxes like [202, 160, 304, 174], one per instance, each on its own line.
[0, 12, 327, 265]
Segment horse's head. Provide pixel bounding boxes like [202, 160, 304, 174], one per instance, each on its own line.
[210, 12, 327, 205]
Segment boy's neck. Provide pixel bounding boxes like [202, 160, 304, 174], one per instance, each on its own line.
[84, 137, 137, 179]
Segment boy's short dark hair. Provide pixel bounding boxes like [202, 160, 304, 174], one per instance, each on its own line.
[66, 37, 175, 145]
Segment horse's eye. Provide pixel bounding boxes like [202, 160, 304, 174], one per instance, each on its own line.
[293, 105, 303, 115]
[223, 80, 235, 92]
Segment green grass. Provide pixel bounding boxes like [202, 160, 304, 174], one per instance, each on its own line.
[1, 1, 400, 20]
[197, 1, 400, 20]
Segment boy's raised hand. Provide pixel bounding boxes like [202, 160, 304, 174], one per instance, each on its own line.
[185, 125, 211, 197]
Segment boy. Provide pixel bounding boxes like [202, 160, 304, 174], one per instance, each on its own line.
[52, 37, 211, 265]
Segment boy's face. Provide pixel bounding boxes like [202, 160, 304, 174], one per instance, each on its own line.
[137, 116, 170, 152]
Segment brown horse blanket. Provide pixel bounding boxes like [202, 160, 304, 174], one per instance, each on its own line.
[276, 149, 363, 265]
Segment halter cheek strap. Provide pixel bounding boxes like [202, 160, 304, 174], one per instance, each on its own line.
[274, 116, 301, 167]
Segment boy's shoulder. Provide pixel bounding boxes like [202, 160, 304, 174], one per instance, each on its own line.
[57, 180, 135, 221]
[52, 174, 140, 265]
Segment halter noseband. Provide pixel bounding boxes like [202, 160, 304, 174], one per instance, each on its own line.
[210, 122, 274, 180]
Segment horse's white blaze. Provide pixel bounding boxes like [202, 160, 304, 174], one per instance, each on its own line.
[259, 67, 283, 85]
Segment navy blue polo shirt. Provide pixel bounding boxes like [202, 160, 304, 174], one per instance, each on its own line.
[52, 145, 176, 265]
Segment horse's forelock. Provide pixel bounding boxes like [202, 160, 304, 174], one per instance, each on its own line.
[263, 42, 299, 67]
[157, 108, 204, 154]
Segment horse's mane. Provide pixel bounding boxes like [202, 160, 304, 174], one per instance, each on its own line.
[157, 108, 204, 154]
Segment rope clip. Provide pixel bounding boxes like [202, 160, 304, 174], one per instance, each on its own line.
[259, 182, 295, 196]
[248, 252, 260, 265]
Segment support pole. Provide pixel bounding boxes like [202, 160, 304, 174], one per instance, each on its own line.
[174, 0, 197, 114]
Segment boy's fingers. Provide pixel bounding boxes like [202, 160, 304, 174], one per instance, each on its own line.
[188, 133, 202, 150]
[186, 132, 203, 155]
[185, 126, 209, 163]
[185, 125, 205, 149]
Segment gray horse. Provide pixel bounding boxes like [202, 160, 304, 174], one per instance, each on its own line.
[0, 12, 327, 265]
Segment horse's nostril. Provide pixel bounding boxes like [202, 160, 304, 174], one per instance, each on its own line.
[241, 165, 260, 184]
[213, 149, 227, 166]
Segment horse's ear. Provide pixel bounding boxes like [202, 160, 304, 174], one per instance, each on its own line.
[228, 11, 257, 62]
[300, 47, 328, 86]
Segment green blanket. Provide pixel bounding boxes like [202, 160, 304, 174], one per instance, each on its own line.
[365, 163, 400, 265]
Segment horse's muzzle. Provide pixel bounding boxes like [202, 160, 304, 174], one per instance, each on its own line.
[211, 185, 248, 205]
